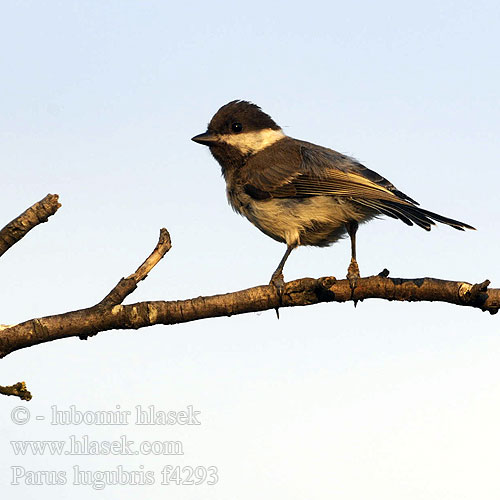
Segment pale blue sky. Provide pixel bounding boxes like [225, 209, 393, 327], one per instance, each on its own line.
[1, 1, 499, 499]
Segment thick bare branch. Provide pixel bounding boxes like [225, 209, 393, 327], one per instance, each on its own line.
[0, 194, 61, 258]
[0, 273, 498, 359]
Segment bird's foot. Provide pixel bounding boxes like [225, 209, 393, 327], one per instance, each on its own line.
[270, 270, 285, 293]
[269, 271, 285, 319]
[347, 258, 360, 290]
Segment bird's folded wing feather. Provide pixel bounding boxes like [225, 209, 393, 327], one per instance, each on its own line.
[242, 140, 416, 205]
[241, 140, 474, 231]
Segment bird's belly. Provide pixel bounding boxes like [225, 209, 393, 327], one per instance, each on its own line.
[240, 196, 376, 247]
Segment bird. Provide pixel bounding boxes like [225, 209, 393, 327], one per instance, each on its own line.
[191, 100, 475, 290]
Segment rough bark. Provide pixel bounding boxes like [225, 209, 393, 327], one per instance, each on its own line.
[1, 273, 498, 362]
[0, 194, 60, 257]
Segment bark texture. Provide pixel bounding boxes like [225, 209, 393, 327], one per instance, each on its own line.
[1, 274, 498, 362]
[0, 194, 60, 257]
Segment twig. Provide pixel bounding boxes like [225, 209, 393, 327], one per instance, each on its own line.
[0, 194, 61, 258]
[78, 228, 172, 340]
[99, 228, 172, 307]
[0, 382, 32, 401]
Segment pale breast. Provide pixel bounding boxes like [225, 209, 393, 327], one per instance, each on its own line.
[228, 187, 377, 247]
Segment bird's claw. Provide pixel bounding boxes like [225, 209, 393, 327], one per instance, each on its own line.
[270, 271, 285, 319]
[270, 271, 285, 294]
[347, 258, 360, 290]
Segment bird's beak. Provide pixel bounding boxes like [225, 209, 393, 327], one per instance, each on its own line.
[191, 131, 219, 146]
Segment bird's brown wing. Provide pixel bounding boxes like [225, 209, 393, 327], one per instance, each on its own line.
[242, 139, 474, 231]
[299, 143, 420, 204]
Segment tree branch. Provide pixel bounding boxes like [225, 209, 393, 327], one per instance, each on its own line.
[0, 196, 173, 397]
[0, 194, 60, 399]
[98, 228, 172, 307]
[1, 194, 497, 399]
[0, 194, 61, 257]
[78, 228, 172, 340]
[0, 273, 498, 360]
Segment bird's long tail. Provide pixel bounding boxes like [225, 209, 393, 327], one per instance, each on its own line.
[355, 198, 475, 231]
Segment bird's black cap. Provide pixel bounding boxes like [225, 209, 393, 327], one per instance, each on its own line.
[208, 100, 280, 133]
[191, 100, 281, 145]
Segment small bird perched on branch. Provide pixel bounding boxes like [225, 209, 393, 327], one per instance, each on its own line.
[192, 100, 475, 289]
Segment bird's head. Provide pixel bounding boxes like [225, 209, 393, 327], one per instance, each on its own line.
[192, 101, 284, 162]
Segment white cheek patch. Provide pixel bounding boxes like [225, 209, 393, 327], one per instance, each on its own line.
[219, 129, 285, 154]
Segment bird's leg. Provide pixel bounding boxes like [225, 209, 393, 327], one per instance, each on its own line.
[345, 221, 360, 288]
[270, 245, 294, 294]
[269, 245, 295, 319]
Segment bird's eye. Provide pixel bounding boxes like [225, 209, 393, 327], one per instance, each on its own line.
[231, 122, 243, 133]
